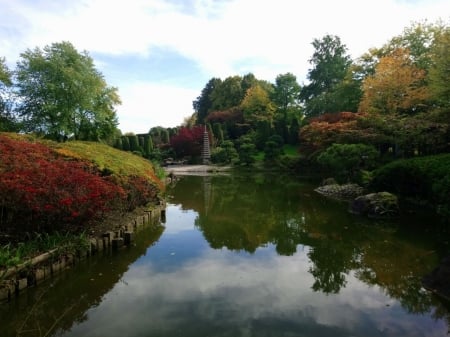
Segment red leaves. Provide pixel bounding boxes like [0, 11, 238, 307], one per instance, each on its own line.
[205, 107, 244, 124]
[0, 135, 126, 231]
[170, 126, 205, 157]
[300, 112, 365, 151]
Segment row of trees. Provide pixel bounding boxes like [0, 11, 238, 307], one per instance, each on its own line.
[1, 21, 448, 169]
[177, 20, 448, 166]
[0, 42, 121, 141]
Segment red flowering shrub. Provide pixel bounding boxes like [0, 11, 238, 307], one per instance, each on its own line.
[170, 126, 205, 158]
[120, 175, 160, 211]
[0, 135, 126, 232]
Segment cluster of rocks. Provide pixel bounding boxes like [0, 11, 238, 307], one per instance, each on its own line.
[315, 182, 365, 201]
[315, 178, 399, 219]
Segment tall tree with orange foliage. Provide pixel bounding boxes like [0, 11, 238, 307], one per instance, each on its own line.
[358, 48, 429, 115]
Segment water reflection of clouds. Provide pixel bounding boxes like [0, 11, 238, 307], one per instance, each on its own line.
[64, 250, 447, 337]
[163, 204, 198, 234]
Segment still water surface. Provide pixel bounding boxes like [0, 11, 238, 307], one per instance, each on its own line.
[1, 173, 449, 337]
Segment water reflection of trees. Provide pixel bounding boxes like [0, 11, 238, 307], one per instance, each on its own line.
[0, 224, 164, 337]
[169, 173, 449, 319]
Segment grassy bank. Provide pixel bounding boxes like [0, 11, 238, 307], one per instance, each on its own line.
[0, 132, 165, 240]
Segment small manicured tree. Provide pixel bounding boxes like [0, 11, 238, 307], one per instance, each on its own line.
[264, 135, 284, 163]
[211, 140, 239, 164]
[317, 143, 379, 182]
[128, 135, 139, 152]
[161, 129, 170, 144]
[121, 136, 130, 151]
[238, 143, 256, 166]
[113, 137, 123, 150]
[143, 135, 153, 157]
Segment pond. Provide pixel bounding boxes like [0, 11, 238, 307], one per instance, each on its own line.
[1, 172, 449, 337]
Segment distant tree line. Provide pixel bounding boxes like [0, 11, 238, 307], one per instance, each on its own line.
[177, 20, 449, 166]
[1, 21, 448, 169]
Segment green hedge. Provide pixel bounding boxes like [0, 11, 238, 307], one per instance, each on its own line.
[370, 154, 450, 218]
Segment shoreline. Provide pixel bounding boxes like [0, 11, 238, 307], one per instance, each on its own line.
[164, 164, 231, 176]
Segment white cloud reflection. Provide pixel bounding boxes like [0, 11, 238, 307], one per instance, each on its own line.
[64, 248, 447, 337]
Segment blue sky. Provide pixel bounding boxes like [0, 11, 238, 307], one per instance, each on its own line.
[0, 0, 448, 133]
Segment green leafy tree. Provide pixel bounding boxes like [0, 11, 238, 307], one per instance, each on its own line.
[193, 77, 222, 124]
[272, 73, 302, 142]
[0, 57, 16, 131]
[241, 84, 275, 126]
[15, 41, 120, 141]
[329, 64, 363, 112]
[121, 136, 130, 151]
[241, 73, 258, 93]
[300, 35, 352, 117]
[380, 20, 445, 72]
[428, 27, 450, 120]
[213, 123, 224, 145]
[143, 134, 153, 157]
[211, 140, 238, 164]
[210, 75, 244, 112]
[113, 137, 123, 150]
[126, 133, 139, 152]
[317, 143, 379, 181]
[237, 135, 257, 166]
[264, 134, 284, 163]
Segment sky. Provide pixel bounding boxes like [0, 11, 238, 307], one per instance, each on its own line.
[0, 0, 449, 134]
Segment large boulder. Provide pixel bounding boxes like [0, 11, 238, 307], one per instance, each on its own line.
[314, 183, 364, 201]
[349, 192, 399, 218]
[422, 256, 450, 301]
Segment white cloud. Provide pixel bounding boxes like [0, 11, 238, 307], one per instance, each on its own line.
[117, 81, 198, 132]
[64, 249, 447, 336]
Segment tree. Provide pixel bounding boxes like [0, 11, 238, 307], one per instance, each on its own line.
[272, 73, 302, 142]
[264, 134, 284, 163]
[209, 75, 244, 112]
[428, 28, 450, 119]
[328, 64, 363, 113]
[238, 142, 256, 166]
[211, 140, 238, 164]
[358, 48, 429, 114]
[381, 20, 445, 71]
[143, 134, 153, 157]
[127, 134, 140, 152]
[15, 41, 120, 141]
[317, 143, 379, 181]
[121, 136, 130, 151]
[0, 57, 16, 131]
[212, 123, 224, 145]
[300, 35, 352, 116]
[170, 125, 204, 158]
[193, 77, 222, 124]
[241, 84, 275, 126]
[241, 72, 258, 93]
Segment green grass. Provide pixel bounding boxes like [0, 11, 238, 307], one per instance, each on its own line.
[251, 145, 300, 164]
[282, 144, 300, 158]
[0, 232, 90, 269]
[253, 151, 265, 162]
[52, 141, 158, 177]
